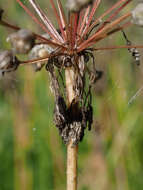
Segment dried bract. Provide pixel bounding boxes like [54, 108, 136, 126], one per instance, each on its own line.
[132, 3, 143, 26]
[7, 29, 35, 54]
[66, 0, 93, 12]
[0, 50, 19, 75]
[54, 97, 93, 145]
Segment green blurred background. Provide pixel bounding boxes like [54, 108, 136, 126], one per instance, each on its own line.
[0, 0, 143, 190]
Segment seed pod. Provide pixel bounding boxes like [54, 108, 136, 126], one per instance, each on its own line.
[29, 44, 53, 71]
[0, 50, 19, 75]
[0, 8, 4, 20]
[132, 3, 143, 26]
[66, 0, 93, 12]
[7, 29, 35, 54]
[29, 33, 53, 71]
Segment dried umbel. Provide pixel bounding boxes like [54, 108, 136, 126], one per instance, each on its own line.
[0, 50, 19, 75]
[7, 29, 35, 54]
[0, 0, 143, 144]
[132, 3, 143, 26]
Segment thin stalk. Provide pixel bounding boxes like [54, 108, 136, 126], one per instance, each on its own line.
[78, 6, 90, 36]
[0, 20, 20, 30]
[83, 0, 101, 32]
[72, 12, 79, 46]
[95, 0, 132, 33]
[16, 0, 61, 43]
[28, 0, 63, 42]
[20, 51, 67, 65]
[78, 13, 131, 51]
[91, 44, 143, 51]
[81, 0, 132, 38]
[49, 0, 66, 41]
[65, 68, 78, 190]
[0, 19, 63, 48]
[83, 21, 132, 49]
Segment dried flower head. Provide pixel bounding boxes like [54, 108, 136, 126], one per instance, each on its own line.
[29, 44, 53, 71]
[0, 0, 143, 144]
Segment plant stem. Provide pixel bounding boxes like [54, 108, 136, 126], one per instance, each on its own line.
[67, 141, 78, 190]
[65, 68, 78, 190]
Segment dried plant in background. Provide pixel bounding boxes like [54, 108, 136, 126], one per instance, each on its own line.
[0, 0, 143, 190]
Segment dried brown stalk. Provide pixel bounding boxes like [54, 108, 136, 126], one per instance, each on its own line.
[65, 68, 78, 190]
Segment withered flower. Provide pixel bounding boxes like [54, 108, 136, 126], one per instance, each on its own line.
[1, 0, 143, 189]
[0, 0, 143, 144]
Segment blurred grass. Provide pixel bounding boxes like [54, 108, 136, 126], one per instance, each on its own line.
[0, 0, 143, 190]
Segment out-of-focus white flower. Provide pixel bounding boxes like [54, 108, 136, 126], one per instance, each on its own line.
[7, 29, 35, 54]
[29, 34, 53, 71]
[66, 0, 93, 12]
[132, 3, 143, 26]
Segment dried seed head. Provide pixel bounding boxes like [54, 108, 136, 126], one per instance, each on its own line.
[0, 50, 19, 75]
[29, 45, 53, 71]
[132, 3, 143, 26]
[7, 29, 35, 54]
[29, 33, 53, 71]
[0, 8, 4, 20]
[66, 0, 93, 12]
